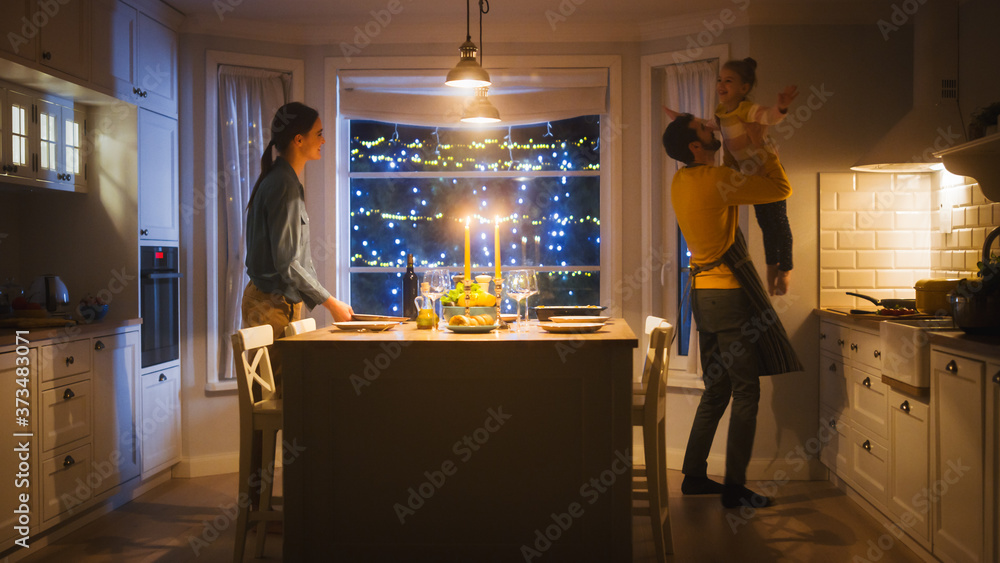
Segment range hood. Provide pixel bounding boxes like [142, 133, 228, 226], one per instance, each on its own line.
[851, 0, 966, 173]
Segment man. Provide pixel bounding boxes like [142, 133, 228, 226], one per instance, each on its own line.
[662, 114, 801, 508]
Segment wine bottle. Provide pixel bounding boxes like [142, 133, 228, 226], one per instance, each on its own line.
[402, 253, 418, 319]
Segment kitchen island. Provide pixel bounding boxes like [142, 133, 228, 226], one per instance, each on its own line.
[276, 319, 637, 562]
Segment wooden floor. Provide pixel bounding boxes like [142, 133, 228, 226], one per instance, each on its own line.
[16, 469, 928, 563]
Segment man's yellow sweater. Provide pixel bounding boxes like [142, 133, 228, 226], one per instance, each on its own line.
[671, 156, 792, 289]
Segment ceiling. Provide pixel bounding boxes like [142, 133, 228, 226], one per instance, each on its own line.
[162, 0, 889, 43]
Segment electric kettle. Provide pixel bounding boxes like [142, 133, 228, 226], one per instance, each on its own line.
[27, 275, 70, 313]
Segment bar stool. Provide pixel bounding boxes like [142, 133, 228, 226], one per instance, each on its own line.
[231, 325, 283, 562]
[283, 317, 316, 337]
[632, 316, 674, 561]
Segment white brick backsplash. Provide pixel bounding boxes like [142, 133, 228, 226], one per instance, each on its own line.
[821, 290, 856, 307]
[838, 192, 875, 211]
[930, 252, 941, 269]
[884, 192, 916, 211]
[877, 231, 914, 249]
[838, 231, 875, 249]
[895, 174, 930, 193]
[958, 229, 972, 248]
[857, 250, 895, 268]
[857, 173, 892, 192]
[821, 210, 856, 230]
[994, 203, 1000, 225]
[820, 173, 856, 192]
[973, 228, 986, 250]
[949, 251, 966, 269]
[952, 207, 965, 228]
[820, 231, 837, 249]
[822, 250, 855, 269]
[966, 250, 981, 270]
[821, 270, 838, 288]
[839, 270, 875, 287]
[979, 206, 994, 227]
[966, 207, 981, 227]
[895, 211, 929, 230]
[973, 185, 987, 205]
[857, 210, 893, 230]
[913, 191, 931, 210]
[820, 192, 837, 211]
[914, 230, 931, 248]
[956, 185, 973, 206]
[877, 269, 918, 288]
[895, 250, 929, 268]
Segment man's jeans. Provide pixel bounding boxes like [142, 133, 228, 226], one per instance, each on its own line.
[681, 288, 761, 486]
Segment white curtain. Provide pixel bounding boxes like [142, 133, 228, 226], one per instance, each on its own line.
[339, 68, 608, 127]
[217, 65, 289, 380]
[663, 59, 719, 160]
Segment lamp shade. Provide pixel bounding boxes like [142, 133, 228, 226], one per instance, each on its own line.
[445, 40, 491, 88]
[461, 87, 500, 123]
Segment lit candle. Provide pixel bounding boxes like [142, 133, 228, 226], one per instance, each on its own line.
[464, 217, 471, 284]
[494, 216, 501, 280]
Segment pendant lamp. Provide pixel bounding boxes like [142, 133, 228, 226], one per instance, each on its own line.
[461, 87, 501, 123]
[445, 0, 492, 89]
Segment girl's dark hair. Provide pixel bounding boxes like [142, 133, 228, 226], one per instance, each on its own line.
[246, 102, 320, 210]
[722, 57, 758, 90]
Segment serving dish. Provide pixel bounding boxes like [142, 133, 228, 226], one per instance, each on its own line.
[445, 324, 498, 334]
[548, 316, 610, 324]
[538, 322, 605, 334]
[533, 305, 607, 322]
[331, 321, 400, 332]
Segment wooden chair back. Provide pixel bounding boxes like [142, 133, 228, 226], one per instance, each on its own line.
[232, 325, 278, 408]
[284, 317, 317, 337]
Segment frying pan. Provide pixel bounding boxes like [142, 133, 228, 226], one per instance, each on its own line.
[845, 292, 916, 309]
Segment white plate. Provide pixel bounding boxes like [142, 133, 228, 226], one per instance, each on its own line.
[332, 321, 400, 331]
[538, 322, 605, 334]
[351, 314, 408, 322]
[548, 316, 610, 324]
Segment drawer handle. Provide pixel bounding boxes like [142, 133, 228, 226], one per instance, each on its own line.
[850, 343, 858, 352]
[820, 333, 827, 340]
[63, 388, 75, 400]
[992, 372, 999, 385]
[901, 400, 910, 413]
[63, 455, 75, 468]
[828, 418, 836, 429]
[42, 51, 52, 60]
[65, 355, 74, 366]
[946, 360, 958, 373]
[828, 363, 837, 372]
[837, 338, 845, 347]
[874, 350, 881, 359]
[159, 373, 167, 382]
[95, 341, 105, 351]
[863, 440, 871, 452]
[863, 376, 871, 388]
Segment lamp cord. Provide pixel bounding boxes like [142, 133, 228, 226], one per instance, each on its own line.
[478, 0, 489, 65]
[465, 0, 470, 41]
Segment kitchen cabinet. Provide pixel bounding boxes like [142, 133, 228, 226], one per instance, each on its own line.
[35, 0, 91, 82]
[138, 108, 179, 242]
[888, 390, 931, 547]
[91, 0, 177, 118]
[931, 347, 993, 563]
[91, 330, 141, 496]
[0, 348, 37, 547]
[140, 364, 181, 479]
[989, 362, 999, 563]
[0, 0, 38, 64]
[0, 85, 88, 191]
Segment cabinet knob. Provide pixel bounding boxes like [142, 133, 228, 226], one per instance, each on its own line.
[94, 341, 105, 351]
[828, 418, 836, 429]
[828, 363, 837, 372]
[134, 87, 141, 95]
[159, 373, 167, 382]
[863, 376, 871, 388]
[63, 455, 75, 468]
[863, 440, 872, 452]
[850, 343, 858, 352]
[63, 388, 75, 400]
[946, 360, 958, 374]
[874, 350, 881, 359]
[901, 400, 910, 413]
[65, 355, 74, 366]
[993, 372, 1000, 385]
[820, 333, 827, 340]
[837, 338, 845, 347]
[140, 228, 149, 236]
[42, 51, 52, 60]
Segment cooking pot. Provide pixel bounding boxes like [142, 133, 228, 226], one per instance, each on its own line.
[845, 292, 916, 310]
[27, 275, 69, 313]
[914, 279, 960, 315]
[951, 225, 1000, 333]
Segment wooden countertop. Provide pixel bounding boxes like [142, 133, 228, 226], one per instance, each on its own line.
[281, 318, 638, 347]
[927, 330, 1000, 360]
[0, 318, 141, 350]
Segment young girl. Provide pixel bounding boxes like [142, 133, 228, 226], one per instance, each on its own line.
[665, 58, 798, 295]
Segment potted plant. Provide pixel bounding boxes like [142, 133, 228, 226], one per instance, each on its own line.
[951, 227, 1000, 333]
[968, 102, 1000, 140]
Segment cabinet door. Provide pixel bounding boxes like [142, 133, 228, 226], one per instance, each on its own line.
[989, 362, 999, 563]
[41, 378, 91, 452]
[91, 331, 140, 496]
[135, 13, 177, 117]
[819, 320, 848, 356]
[35, 0, 90, 81]
[3, 90, 36, 181]
[63, 105, 87, 189]
[850, 328, 882, 373]
[140, 365, 181, 478]
[0, 349, 37, 545]
[932, 350, 985, 563]
[888, 390, 930, 545]
[851, 365, 888, 439]
[35, 98, 62, 183]
[90, 0, 136, 96]
[851, 431, 888, 510]
[819, 352, 849, 416]
[0, 0, 37, 62]
[819, 407, 852, 482]
[138, 109, 178, 242]
[41, 442, 93, 522]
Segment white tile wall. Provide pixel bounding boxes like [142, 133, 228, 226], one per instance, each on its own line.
[819, 171, 1000, 308]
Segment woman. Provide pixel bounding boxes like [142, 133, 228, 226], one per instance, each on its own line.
[243, 102, 353, 341]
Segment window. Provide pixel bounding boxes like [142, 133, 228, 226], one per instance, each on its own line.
[346, 116, 601, 314]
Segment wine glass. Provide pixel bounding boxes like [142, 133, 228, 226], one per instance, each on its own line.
[523, 269, 539, 325]
[505, 270, 531, 332]
[424, 269, 450, 329]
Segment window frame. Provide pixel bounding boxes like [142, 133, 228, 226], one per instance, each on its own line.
[325, 55, 622, 316]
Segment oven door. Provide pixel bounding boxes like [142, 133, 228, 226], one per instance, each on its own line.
[141, 248, 181, 368]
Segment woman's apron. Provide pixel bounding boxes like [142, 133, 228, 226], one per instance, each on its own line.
[688, 228, 803, 376]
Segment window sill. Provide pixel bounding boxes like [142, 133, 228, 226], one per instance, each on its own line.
[205, 379, 238, 393]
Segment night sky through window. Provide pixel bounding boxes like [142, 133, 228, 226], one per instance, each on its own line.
[348, 116, 601, 315]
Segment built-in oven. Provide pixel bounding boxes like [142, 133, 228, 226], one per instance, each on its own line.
[140, 246, 181, 368]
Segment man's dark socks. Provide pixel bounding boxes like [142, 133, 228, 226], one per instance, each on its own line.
[721, 484, 773, 508]
[681, 475, 726, 495]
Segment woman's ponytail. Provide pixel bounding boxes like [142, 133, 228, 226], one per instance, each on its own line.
[246, 103, 319, 211]
[247, 139, 276, 211]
